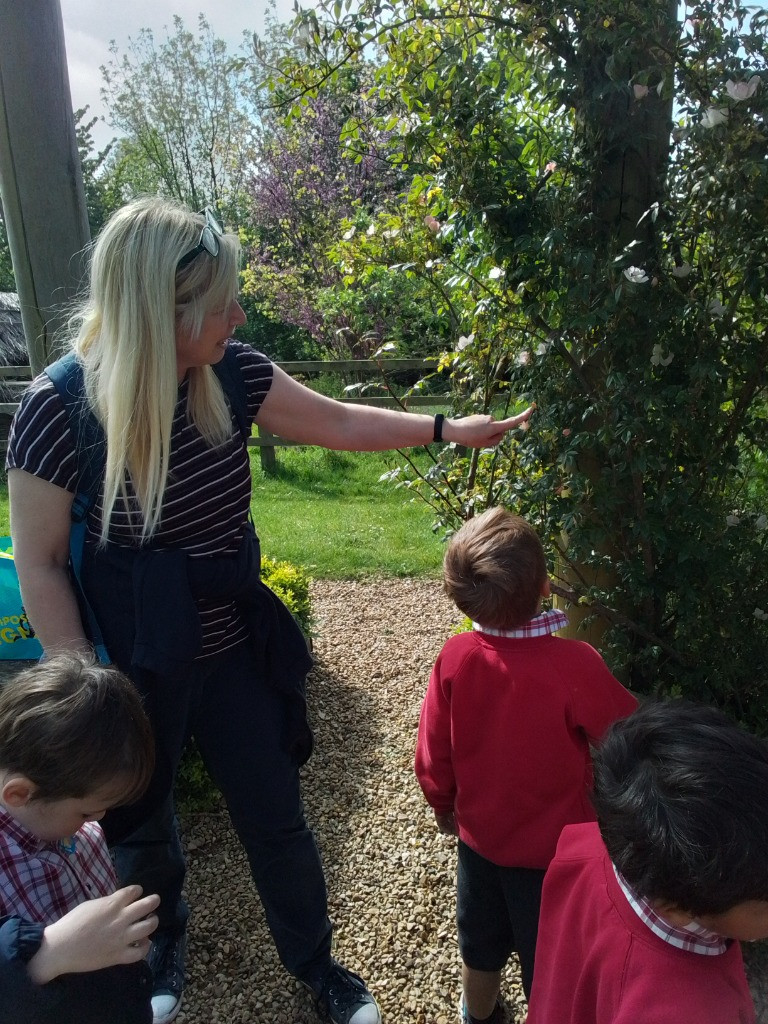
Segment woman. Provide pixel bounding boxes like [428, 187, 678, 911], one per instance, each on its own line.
[6, 197, 532, 1024]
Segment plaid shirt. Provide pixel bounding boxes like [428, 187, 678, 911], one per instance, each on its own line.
[0, 807, 116, 923]
[613, 863, 727, 955]
[472, 608, 569, 638]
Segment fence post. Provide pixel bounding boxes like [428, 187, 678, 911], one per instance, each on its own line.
[257, 426, 277, 473]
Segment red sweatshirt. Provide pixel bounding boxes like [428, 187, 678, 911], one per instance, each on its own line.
[414, 631, 637, 867]
[527, 823, 756, 1024]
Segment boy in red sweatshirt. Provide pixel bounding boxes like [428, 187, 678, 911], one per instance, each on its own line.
[414, 507, 637, 1024]
[527, 699, 767, 1024]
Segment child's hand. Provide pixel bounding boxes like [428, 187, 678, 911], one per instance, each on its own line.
[26, 885, 160, 984]
[434, 810, 458, 835]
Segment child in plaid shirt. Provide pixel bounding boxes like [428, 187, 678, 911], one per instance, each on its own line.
[415, 507, 637, 1024]
[0, 654, 159, 1024]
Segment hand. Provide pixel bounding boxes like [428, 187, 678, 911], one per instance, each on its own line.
[27, 885, 160, 984]
[434, 810, 458, 835]
[445, 405, 535, 448]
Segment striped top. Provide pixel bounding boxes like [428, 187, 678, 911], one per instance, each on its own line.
[6, 340, 274, 657]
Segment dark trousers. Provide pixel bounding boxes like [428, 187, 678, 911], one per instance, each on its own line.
[457, 840, 546, 1000]
[108, 642, 333, 985]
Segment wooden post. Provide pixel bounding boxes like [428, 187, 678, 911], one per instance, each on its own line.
[257, 425, 278, 473]
[0, 0, 90, 374]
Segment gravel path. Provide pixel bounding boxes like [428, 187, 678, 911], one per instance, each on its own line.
[175, 578, 527, 1024]
[131, 577, 765, 1023]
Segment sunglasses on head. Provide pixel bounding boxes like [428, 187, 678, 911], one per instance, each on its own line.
[176, 207, 224, 271]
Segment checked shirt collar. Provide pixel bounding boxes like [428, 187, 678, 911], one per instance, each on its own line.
[472, 607, 569, 638]
[613, 863, 727, 955]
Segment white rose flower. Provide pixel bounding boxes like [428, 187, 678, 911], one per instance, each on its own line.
[701, 106, 729, 128]
[726, 77, 760, 102]
[624, 266, 649, 284]
[650, 344, 673, 367]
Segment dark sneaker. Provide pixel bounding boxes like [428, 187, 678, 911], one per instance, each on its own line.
[311, 960, 381, 1024]
[148, 930, 187, 1024]
[459, 995, 505, 1024]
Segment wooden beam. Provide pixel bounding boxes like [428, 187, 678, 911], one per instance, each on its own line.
[278, 358, 440, 374]
[0, 0, 90, 374]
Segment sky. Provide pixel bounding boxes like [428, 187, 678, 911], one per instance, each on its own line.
[59, 0, 300, 149]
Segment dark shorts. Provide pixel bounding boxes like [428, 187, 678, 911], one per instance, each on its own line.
[457, 840, 546, 999]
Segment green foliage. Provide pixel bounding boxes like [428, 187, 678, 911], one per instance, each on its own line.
[260, 554, 312, 633]
[269, 0, 768, 729]
[74, 108, 121, 235]
[174, 739, 220, 816]
[175, 553, 313, 814]
[318, 198, 459, 357]
[101, 14, 255, 216]
[234, 295, 317, 362]
[242, 22, 453, 359]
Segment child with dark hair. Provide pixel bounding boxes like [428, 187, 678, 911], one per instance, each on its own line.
[527, 699, 768, 1024]
[415, 507, 637, 1023]
[0, 654, 159, 1024]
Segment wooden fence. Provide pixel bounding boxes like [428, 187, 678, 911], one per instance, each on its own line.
[0, 358, 448, 469]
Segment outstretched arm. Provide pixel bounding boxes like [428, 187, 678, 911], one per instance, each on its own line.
[257, 364, 533, 451]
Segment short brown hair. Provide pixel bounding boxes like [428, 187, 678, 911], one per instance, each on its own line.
[0, 654, 154, 804]
[443, 507, 547, 628]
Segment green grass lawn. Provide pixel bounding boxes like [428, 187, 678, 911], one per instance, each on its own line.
[250, 447, 444, 578]
[0, 447, 446, 579]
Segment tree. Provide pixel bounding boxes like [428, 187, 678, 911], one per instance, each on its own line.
[236, 9, 466, 363]
[74, 108, 121, 235]
[101, 14, 256, 217]
[270, 0, 768, 725]
[242, 72, 430, 360]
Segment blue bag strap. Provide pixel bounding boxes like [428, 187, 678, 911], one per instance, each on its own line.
[44, 354, 110, 664]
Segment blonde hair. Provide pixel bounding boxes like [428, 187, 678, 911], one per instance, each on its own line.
[68, 196, 240, 544]
[443, 507, 547, 628]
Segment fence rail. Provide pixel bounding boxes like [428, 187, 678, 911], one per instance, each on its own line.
[0, 358, 449, 468]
